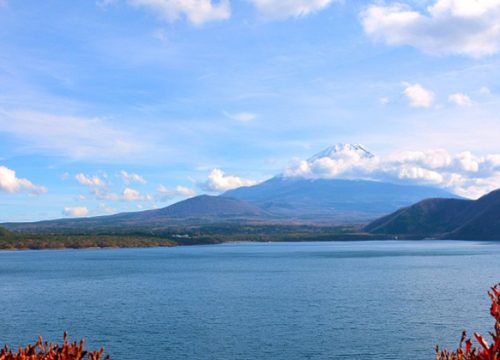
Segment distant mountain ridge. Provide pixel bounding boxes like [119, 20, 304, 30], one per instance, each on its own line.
[3, 195, 267, 232]
[223, 176, 459, 222]
[365, 189, 500, 240]
[4, 176, 459, 232]
[3, 143, 464, 231]
[140, 195, 265, 219]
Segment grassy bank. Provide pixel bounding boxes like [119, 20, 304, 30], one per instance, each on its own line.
[0, 223, 388, 250]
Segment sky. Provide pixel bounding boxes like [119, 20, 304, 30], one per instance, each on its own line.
[1, 0, 500, 221]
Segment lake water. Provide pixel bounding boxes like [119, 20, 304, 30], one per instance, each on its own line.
[1, 241, 499, 359]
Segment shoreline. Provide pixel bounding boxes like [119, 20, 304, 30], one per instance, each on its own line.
[3, 237, 497, 252]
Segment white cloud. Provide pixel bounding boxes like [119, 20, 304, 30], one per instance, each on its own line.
[361, 0, 500, 57]
[97, 0, 117, 7]
[75, 173, 105, 187]
[120, 170, 146, 184]
[122, 187, 153, 202]
[203, 168, 257, 192]
[97, 203, 116, 214]
[91, 188, 120, 202]
[379, 97, 390, 106]
[89, 186, 153, 202]
[480, 86, 491, 96]
[402, 82, 434, 108]
[63, 207, 89, 217]
[0, 110, 149, 162]
[449, 93, 472, 106]
[0, 166, 47, 195]
[283, 145, 500, 198]
[152, 28, 168, 43]
[455, 151, 479, 172]
[397, 165, 444, 184]
[176, 185, 196, 197]
[157, 184, 196, 200]
[123, 187, 142, 201]
[284, 158, 312, 177]
[251, 0, 334, 18]
[223, 111, 257, 122]
[129, 0, 230, 25]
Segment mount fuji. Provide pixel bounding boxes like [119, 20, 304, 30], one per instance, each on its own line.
[307, 143, 374, 162]
[223, 144, 460, 223]
[3, 144, 462, 231]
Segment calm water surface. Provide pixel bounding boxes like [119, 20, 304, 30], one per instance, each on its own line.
[1, 241, 499, 359]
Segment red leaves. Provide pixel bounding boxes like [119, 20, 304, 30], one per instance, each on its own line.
[436, 283, 500, 360]
[0, 333, 110, 360]
[466, 339, 473, 354]
[474, 333, 490, 351]
[492, 287, 500, 299]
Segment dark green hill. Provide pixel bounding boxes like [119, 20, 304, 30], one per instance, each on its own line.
[365, 189, 500, 240]
[448, 189, 500, 240]
[364, 198, 472, 235]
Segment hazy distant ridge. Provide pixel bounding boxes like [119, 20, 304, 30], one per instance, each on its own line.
[224, 176, 458, 222]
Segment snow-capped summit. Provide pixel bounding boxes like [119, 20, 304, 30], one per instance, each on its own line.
[308, 143, 374, 162]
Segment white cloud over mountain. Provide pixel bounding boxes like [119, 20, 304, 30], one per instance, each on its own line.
[361, 0, 500, 57]
[63, 207, 89, 217]
[90, 187, 153, 202]
[0, 166, 47, 195]
[284, 144, 500, 198]
[72, 171, 155, 203]
[157, 184, 196, 200]
[129, 0, 230, 25]
[203, 168, 257, 192]
[123, 187, 152, 201]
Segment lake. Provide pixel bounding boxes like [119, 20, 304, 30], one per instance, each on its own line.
[1, 240, 499, 359]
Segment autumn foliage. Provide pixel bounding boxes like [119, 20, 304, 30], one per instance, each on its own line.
[436, 284, 500, 360]
[0, 332, 109, 360]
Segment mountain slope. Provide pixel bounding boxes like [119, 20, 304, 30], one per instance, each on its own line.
[3, 195, 267, 232]
[136, 195, 266, 219]
[364, 198, 472, 235]
[365, 189, 500, 239]
[448, 189, 500, 239]
[224, 176, 459, 222]
[224, 143, 460, 222]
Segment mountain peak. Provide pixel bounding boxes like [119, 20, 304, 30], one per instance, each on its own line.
[308, 143, 374, 162]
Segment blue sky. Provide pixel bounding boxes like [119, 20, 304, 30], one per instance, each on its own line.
[1, 0, 500, 221]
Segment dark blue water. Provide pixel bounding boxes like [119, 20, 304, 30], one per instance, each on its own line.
[1, 241, 499, 359]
